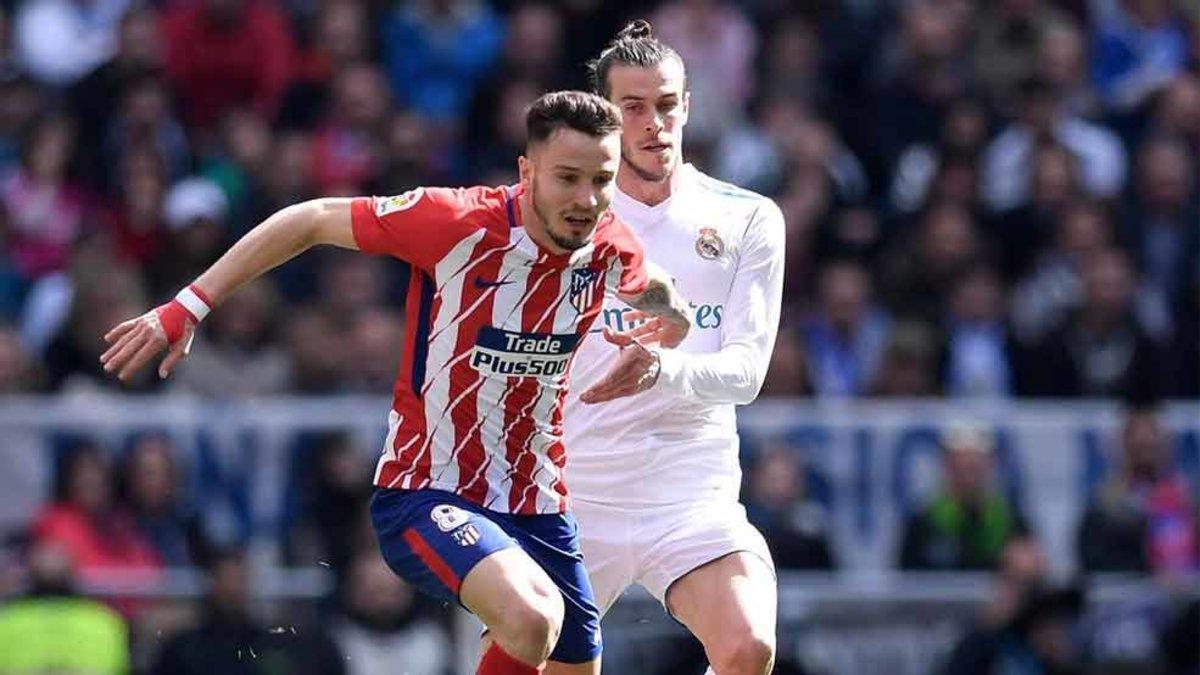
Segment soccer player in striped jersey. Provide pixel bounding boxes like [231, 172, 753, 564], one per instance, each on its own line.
[556, 22, 787, 675]
[99, 91, 691, 675]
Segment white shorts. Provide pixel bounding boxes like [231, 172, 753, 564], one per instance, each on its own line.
[570, 497, 776, 616]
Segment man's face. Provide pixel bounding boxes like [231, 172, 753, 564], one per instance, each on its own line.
[519, 127, 620, 251]
[606, 60, 689, 182]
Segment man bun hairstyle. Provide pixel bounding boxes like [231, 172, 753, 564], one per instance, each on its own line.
[588, 20, 685, 98]
[526, 90, 622, 147]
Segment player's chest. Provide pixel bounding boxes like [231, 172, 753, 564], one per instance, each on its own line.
[636, 216, 739, 302]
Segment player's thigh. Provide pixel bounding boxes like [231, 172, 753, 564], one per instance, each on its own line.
[665, 551, 778, 659]
[504, 510, 603, 665]
[460, 547, 564, 634]
[571, 500, 637, 617]
[370, 488, 559, 633]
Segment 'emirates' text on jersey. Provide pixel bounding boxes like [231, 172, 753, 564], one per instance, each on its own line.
[352, 185, 648, 514]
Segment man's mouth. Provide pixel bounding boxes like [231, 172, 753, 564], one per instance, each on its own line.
[563, 214, 594, 226]
[642, 142, 671, 153]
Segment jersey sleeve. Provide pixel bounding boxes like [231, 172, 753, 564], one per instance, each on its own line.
[653, 198, 786, 404]
[350, 187, 472, 272]
[604, 216, 649, 296]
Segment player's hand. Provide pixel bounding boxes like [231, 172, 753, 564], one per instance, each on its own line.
[100, 303, 196, 382]
[579, 327, 660, 404]
[618, 310, 688, 349]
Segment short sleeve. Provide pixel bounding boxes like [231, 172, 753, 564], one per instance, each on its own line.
[350, 187, 472, 271]
[605, 217, 649, 296]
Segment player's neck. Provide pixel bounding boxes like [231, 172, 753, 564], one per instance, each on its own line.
[617, 160, 684, 208]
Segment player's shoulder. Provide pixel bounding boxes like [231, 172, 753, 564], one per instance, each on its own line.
[376, 184, 512, 230]
[687, 166, 785, 236]
[593, 210, 642, 253]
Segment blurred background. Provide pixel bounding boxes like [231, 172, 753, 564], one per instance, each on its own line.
[0, 0, 1195, 673]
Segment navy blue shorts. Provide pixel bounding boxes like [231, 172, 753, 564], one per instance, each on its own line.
[369, 488, 601, 664]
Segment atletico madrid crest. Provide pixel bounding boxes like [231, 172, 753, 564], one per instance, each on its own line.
[568, 267, 600, 314]
[451, 523, 481, 546]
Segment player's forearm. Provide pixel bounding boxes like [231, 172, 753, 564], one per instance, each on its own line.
[655, 342, 768, 405]
[621, 264, 690, 329]
[191, 198, 355, 305]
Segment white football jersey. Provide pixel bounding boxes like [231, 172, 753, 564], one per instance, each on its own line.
[562, 164, 786, 507]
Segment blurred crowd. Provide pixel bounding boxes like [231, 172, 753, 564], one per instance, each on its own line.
[0, 0, 1196, 672]
[0, 0, 1192, 402]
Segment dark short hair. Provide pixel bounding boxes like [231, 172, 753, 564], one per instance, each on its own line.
[587, 20, 685, 98]
[525, 90, 621, 147]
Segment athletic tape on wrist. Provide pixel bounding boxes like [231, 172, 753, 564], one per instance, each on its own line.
[174, 285, 212, 323]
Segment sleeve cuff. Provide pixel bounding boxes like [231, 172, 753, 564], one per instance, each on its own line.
[653, 347, 689, 396]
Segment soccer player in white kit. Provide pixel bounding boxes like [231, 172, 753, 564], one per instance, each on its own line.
[555, 21, 786, 675]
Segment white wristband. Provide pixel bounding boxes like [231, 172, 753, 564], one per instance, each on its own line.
[175, 286, 212, 322]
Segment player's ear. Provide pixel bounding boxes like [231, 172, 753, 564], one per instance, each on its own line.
[518, 154, 533, 188]
[680, 91, 690, 124]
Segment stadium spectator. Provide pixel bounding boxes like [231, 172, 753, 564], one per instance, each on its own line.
[43, 265, 154, 392]
[759, 323, 811, 397]
[899, 426, 1028, 570]
[1152, 74, 1200, 150]
[1, 115, 90, 283]
[151, 177, 231, 296]
[31, 441, 161, 584]
[116, 434, 213, 567]
[1038, 22, 1101, 119]
[171, 278, 289, 398]
[0, 541, 129, 675]
[98, 147, 168, 270]
[882, 201, 984, 325]
[870, 0, 973, 172]
[743, 442, 833, 570]
[1009, 200, 1122, 343]
[981, 77, 1127, 212]
[987, 140, 1082, 278]
[160, 0, 299, 131]
[201, 110, 273, 236]
[1018, 247, 1168, 399]
[1120, 135, 1199, 322]
[800, 260, 891, 398]
[888, 97, 991, 217]
[310, 63, 390, 196]
[103, 74, 190, 190]
[284, 432, 373, 573]
[152, 548, 346, 675]
[940, 580, 1086, 675]
[1078, 405, 1198, 574]
[13, 0, 131, 87]
[941, 266, 1016, 397]
[973, 0, 1075, 113]
[466, 2, 569, 157]
[0, 324, 38, 392]
[1091, 0, 1193, 113]
[380, 0, 503, 122]
[285, 0, 373, 129]
[870, 320, 941, 397]
[331, 552, 451, 675]
[67, 6, 165, 186]
[345, 308, 405, 394]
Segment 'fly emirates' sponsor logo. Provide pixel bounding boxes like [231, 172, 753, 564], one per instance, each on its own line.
[599, 304, 723, 331]
[470, 327, 581, 379]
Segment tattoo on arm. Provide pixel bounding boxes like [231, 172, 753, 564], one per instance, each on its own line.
[628, 279, 672, 312]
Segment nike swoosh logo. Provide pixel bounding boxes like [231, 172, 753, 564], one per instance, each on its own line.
[473, 277, 514, 289]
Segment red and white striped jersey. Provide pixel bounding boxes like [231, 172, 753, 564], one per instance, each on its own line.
[351, 184, 649, 514]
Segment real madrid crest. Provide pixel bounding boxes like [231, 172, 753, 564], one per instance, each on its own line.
[695, 227, 724, 261]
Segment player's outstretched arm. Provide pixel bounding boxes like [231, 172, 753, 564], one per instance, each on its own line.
[99, 199, 358, 382]
[617, 262, 690, 348]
